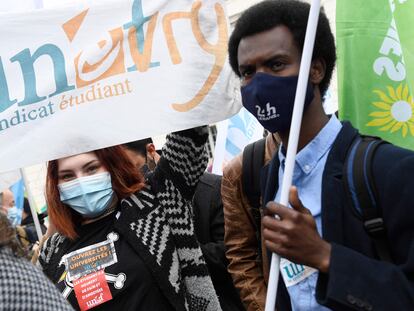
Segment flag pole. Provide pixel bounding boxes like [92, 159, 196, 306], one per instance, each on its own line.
[20, 168, 43, 242]
[264, 1, 321, 310]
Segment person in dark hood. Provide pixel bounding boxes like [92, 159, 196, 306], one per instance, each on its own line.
[16, 198, 47, 251]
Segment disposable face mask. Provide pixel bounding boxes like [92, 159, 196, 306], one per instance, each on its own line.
[241, 73, 314, 133]
[6, 205, 20, 226]
[58, 172, 114, 218]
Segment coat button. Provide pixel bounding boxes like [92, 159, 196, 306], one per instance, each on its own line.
[347, 294, 356, 304]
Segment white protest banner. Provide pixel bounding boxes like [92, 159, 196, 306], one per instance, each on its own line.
[0, 170, 21, 193]
[0, 0, 40, 12]
[0, 0, 240, 173]
[0, 0, 40, 188]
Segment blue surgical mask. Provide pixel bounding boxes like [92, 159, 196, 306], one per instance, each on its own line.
[6, 205, 20, 226]
[241, 73, 314, 133]
[58, 172, 114, 218]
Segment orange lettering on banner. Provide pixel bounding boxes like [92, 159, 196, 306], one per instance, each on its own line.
[59, 78, 133, 111]
[74, 27, 126, 88]
[62, 9, 89, 42]
[128, 13, 159, 72]
[62, 1, 227, 113]
[163, 1, 228, 112]
[163, 10, 191, 65]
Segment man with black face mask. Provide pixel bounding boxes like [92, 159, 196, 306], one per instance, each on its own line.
[227, 1, 414, 311]
[124, 138, 160, 175]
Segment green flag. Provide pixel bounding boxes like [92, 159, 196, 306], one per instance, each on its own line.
[337, 0, 414, 150]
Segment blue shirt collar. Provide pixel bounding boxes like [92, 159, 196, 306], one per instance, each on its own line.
[278, 115, 342, 175]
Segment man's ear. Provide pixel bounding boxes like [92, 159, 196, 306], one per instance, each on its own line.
[310, 58, 326, 85]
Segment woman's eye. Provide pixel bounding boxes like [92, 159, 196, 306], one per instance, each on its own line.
[60, 174, 74, 181]
[87, 166, 98, 174]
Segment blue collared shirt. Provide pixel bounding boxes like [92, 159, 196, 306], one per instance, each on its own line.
[274, 115, 342, 311]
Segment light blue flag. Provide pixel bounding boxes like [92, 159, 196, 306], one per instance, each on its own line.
[10, 179, 25, 225]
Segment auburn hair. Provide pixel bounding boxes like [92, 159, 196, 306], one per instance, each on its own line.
[46, 145, 144, 240]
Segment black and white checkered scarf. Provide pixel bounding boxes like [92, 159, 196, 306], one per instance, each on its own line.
[117, 128, 222, 311]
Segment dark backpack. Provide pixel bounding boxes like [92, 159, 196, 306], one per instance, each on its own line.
[243, 134, 392, 263]
[343, 135, 392, 262]
[242, 138, 266, 242]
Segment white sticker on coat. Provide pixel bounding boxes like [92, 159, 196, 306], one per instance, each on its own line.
[280, 258, 317, 287]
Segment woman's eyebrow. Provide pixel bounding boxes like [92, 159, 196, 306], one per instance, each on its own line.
[82, 160, 99, 170]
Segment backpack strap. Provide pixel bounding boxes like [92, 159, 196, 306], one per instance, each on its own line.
[344, 136, 392, 262]
[242, 138, 266, 233]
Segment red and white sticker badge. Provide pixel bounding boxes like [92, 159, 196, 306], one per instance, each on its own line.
[73, 270, 113, 310]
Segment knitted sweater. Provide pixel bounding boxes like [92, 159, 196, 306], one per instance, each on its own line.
[40, 127, 221, 311]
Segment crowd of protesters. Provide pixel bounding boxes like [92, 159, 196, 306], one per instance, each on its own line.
[1, 0, 414, 310]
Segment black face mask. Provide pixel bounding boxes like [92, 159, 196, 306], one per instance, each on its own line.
[241, 73, 314, 133]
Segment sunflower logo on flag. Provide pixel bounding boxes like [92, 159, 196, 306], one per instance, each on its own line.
[366, 83, 414, 137]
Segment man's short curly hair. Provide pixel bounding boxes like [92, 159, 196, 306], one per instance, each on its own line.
[228, 0, 336, 97]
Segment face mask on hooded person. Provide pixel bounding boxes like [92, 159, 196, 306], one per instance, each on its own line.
[6, 205, 20, 226]
[241, 73, 314, 133]
[58, 172, 114, 218]
[0, 189, 19, 226]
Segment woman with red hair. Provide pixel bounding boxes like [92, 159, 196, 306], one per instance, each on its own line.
[39, 127, 221, 311]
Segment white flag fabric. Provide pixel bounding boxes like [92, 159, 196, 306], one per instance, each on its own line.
[212, 108, 264, 175]
[0, 0, 39, 12]
[0, 170, 21, 193]
[0, 0, 240, 173]
[0, 0, 42, 187]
